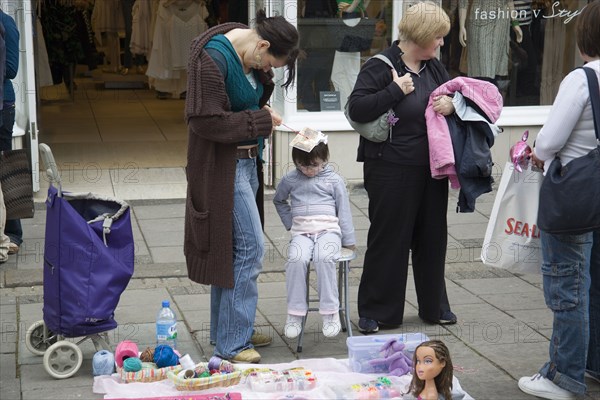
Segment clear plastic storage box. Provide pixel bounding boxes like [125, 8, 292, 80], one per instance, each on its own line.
[346, 332, 430, 373]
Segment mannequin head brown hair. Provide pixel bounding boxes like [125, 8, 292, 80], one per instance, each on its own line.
[408, 340, 453, 400]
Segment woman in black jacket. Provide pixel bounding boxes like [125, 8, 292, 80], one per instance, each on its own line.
[347, 1, 457, 333]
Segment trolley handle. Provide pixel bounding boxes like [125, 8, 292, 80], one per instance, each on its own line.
[102, 216, 113, 247]
[38, 143, 63, 197]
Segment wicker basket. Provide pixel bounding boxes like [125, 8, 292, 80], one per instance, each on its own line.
[118, 363, 179, 383]
[167, 363, 242, 391]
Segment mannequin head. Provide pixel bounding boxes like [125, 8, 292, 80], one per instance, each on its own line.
[408, 340, 453, 400]
[576, 1, 600, 60]
[398, 1, 450, 49]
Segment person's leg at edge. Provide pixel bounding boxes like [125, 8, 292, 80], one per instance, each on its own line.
[357, 160, 425, 326]
[412, 173, 451, 322]
[538, 231, 592, 395]
[0, 106, 23, 248]
[209, 287, 221, 345]
[0, 182, 10, 262]
[120, 0, 134, 70]
[586, 229, 600, 379]
[214, 158, 264, 360]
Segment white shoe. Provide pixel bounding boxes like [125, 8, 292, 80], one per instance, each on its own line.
[322, 313, 341, 338]
[284, 314, 303, 339]
[518, 374, 576, 400]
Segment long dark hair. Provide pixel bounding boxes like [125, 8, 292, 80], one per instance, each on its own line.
[254, 9, 300, 89]
[408, 340, 453, 400]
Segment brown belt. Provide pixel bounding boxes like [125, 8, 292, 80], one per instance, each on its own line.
[236, 146, 258, 159]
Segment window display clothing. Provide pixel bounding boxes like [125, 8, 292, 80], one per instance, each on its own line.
[130, 0, 153, 56]
[512, 0, 538, 96]
[539, 0, 579, 105]
[298, 0, 337, 111]
[336, 0, 366, 15]
[34, 1, 53, 87]
[459, 0, 511, 79]
[91, 0, 125, 42]
[92, 0, 125, 71]
[121, 0, 136, 68]
[331, 0, 369, 106]
[146, 0, 208, 96]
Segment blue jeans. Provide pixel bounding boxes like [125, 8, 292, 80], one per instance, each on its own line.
[210, 158, 264, 359]
[539, 229, 600, 394]
[0, 106, 23, 246]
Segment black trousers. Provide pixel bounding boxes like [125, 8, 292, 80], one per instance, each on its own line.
[358, 159, 451, 324]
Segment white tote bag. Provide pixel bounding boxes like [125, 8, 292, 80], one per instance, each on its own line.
[481, 162, 543, 274]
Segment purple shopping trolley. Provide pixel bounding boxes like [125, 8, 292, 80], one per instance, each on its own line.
[25, 144, 134, 379]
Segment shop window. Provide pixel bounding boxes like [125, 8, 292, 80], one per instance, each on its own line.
[293, 0, 587, 114]
[296, 0, 393, 112]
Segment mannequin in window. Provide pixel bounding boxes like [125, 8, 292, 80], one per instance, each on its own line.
[458, 0, 523, 83]
[331, 0, 370, 106]
[120, 0, 146, 74]
[369, 0, 392, 56]
[146, 0, 208, 99]
[538, 0, 580, 105]
[92, 0, 125, 73]
[511, 0, 538, 97]
[130, 0, 153, 74]
[298, 0, 337, 111]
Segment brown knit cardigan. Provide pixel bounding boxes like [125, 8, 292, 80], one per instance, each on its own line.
[184, 23, 274, 288]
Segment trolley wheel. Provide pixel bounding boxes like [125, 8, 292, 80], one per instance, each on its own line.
[25, 320, 58, 356]
[43, 341, 83, 379]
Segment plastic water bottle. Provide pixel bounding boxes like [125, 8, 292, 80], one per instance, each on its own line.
[156, 300, 177, 349]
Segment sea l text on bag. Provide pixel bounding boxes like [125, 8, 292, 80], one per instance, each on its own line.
[481, 162, 543, 274]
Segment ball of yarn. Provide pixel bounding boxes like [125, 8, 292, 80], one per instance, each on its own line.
[92, 350, 115, 376]
[153, 344, 179, 368]
[219, 360, 234, 373]
[115, 340, 139, 368]
[140, 347, 154, 362]
[208, 356, 223, 371]
[123, 357, 143, 372]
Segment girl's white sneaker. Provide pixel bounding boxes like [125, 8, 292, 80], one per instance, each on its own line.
[284, 314, 304, 339]
[322, 313, 342, 338]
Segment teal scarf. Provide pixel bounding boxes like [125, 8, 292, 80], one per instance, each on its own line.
[204, 35, 264, 112]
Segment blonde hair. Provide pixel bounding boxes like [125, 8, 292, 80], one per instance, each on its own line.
[398, 1, 450, 48]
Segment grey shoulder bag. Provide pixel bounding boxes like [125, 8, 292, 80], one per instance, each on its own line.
[344, 54, 398, 143]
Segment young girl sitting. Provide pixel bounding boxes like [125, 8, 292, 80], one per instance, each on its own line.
[273, 137, 356, 339]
